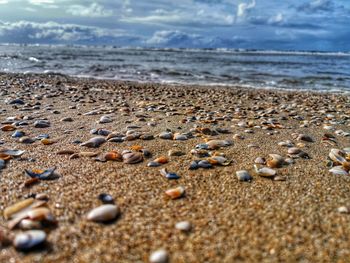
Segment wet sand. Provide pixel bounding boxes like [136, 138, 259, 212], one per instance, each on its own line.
[0, 73, 350, 262]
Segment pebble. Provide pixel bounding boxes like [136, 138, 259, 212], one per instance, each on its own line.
[13, 230, 46, 250]
[87, 204, 119, 222]
[149, 249, 169, 263]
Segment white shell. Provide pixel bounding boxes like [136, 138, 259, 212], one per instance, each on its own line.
[175, 221, 192, 232]
[98, 116, 112, 124]
[87, 204, 119, 222]
[14, 230, 46, 250]
[149, 249, 168, 263]
[254, 165, 276, 177]
[329, 166, 348, 176]
[80, 137, 106, 148]
[173, 134, 188, 141]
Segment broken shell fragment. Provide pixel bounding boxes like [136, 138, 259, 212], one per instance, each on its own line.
[165, 186, 185, 199]
[329, 149, 347, 165]
[13, 230, 46, 250]
[0, 149, 25, 157]
[80, 137, 106, 148]
[87, 204, 119, 222]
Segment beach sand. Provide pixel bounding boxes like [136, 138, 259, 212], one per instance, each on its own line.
[0, 73, 350, 262]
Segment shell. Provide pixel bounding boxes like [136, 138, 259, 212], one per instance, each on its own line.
[87, 204, 120, 222]
[1, 125, 16, 131]
[0, 149, 25, 157]
[159, 132, 173, 140]
[329, 166, 348, 176]
[149, 249, 168, 263]
[27, 207, 54, 222]
[0, 159, 5, 170]
[25, 167, 57, 180]
[154, 156, 168, 164]
[254, 165, 276, 177]
[4, 198, 35, 220]
[12, 130, 25, 138]
[56, 150, 76, 155]
[165, 186, 185, 199]
[34, 120, 50, 128]
[122, 152, 143, 164]
[13, 230, 46, 250]
[168, 150, 185, 156]
[297, 134, 314, 142]
[236, 170, 252, 182]
[41, 139, 56, 145]
[329, 149, 347, 165]
[19, 137, 35, 144]
[207, 156, 230, 166]
[254, 157, 266, 165]
[287, 147, 302, 155]
[98, 116, 112, 124]
[198, 160, 212, 169]
[80, 137, 106, 148]
[147, 161, 161, 167]
[337, 206, 350, 214]
[96, 151, 122, 162]
[175, 221, 192, 232]
[267, 154, 285, 168]
[173, 133, 188, 140]
[18, 219, 42, 230]
[98, 193, 114, 204]
[160, 168, 180, 179]
[206, 139, 232, 150]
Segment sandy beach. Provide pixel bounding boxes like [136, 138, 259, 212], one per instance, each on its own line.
[1, 72, 350, 263]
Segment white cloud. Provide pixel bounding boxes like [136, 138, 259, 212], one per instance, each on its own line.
[237, 0, 256, 17]
[0, 0, 8, 4]
[67, 3, 113, 18]
[28, 0, 54, 5]
[0, 20, 126, 43]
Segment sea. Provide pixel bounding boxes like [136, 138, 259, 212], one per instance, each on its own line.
[0, 44, 349, 93]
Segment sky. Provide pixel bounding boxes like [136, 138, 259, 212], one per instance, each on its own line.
[0, 0, 349, 51]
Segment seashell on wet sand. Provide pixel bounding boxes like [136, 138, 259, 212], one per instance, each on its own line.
[165, 186, 185, 199]
[87, 204, 120, 222]
[149, 249, 169, 263]
[236, 170, 252, 182]
[80, 137, 106, 148]
[13, 230, 46, 250]
[122, 152, 143, 164]
[254, 165, 276, 178]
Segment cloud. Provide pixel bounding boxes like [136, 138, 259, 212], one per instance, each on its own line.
[0, 20, 137, 44]
[28, 0, 54, 5]
[237, 0, 256, 18]
[145, 30, 245, 48]
[296, 0, 334, 13]
[122, 8, 235, 27]
[67, 3, 113, 18]
[0, 0, 8, 4]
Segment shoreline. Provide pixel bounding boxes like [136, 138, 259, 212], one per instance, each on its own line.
[1, 73, 350, 262]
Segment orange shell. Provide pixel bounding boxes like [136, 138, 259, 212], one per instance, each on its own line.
[154, 156, 168, 164]
[1, 125, 15, 131]
[104, 151, 122, 161]
[0, 154, 12, 160]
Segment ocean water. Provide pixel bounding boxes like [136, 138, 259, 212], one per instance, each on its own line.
[0, 44, 349, 92]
